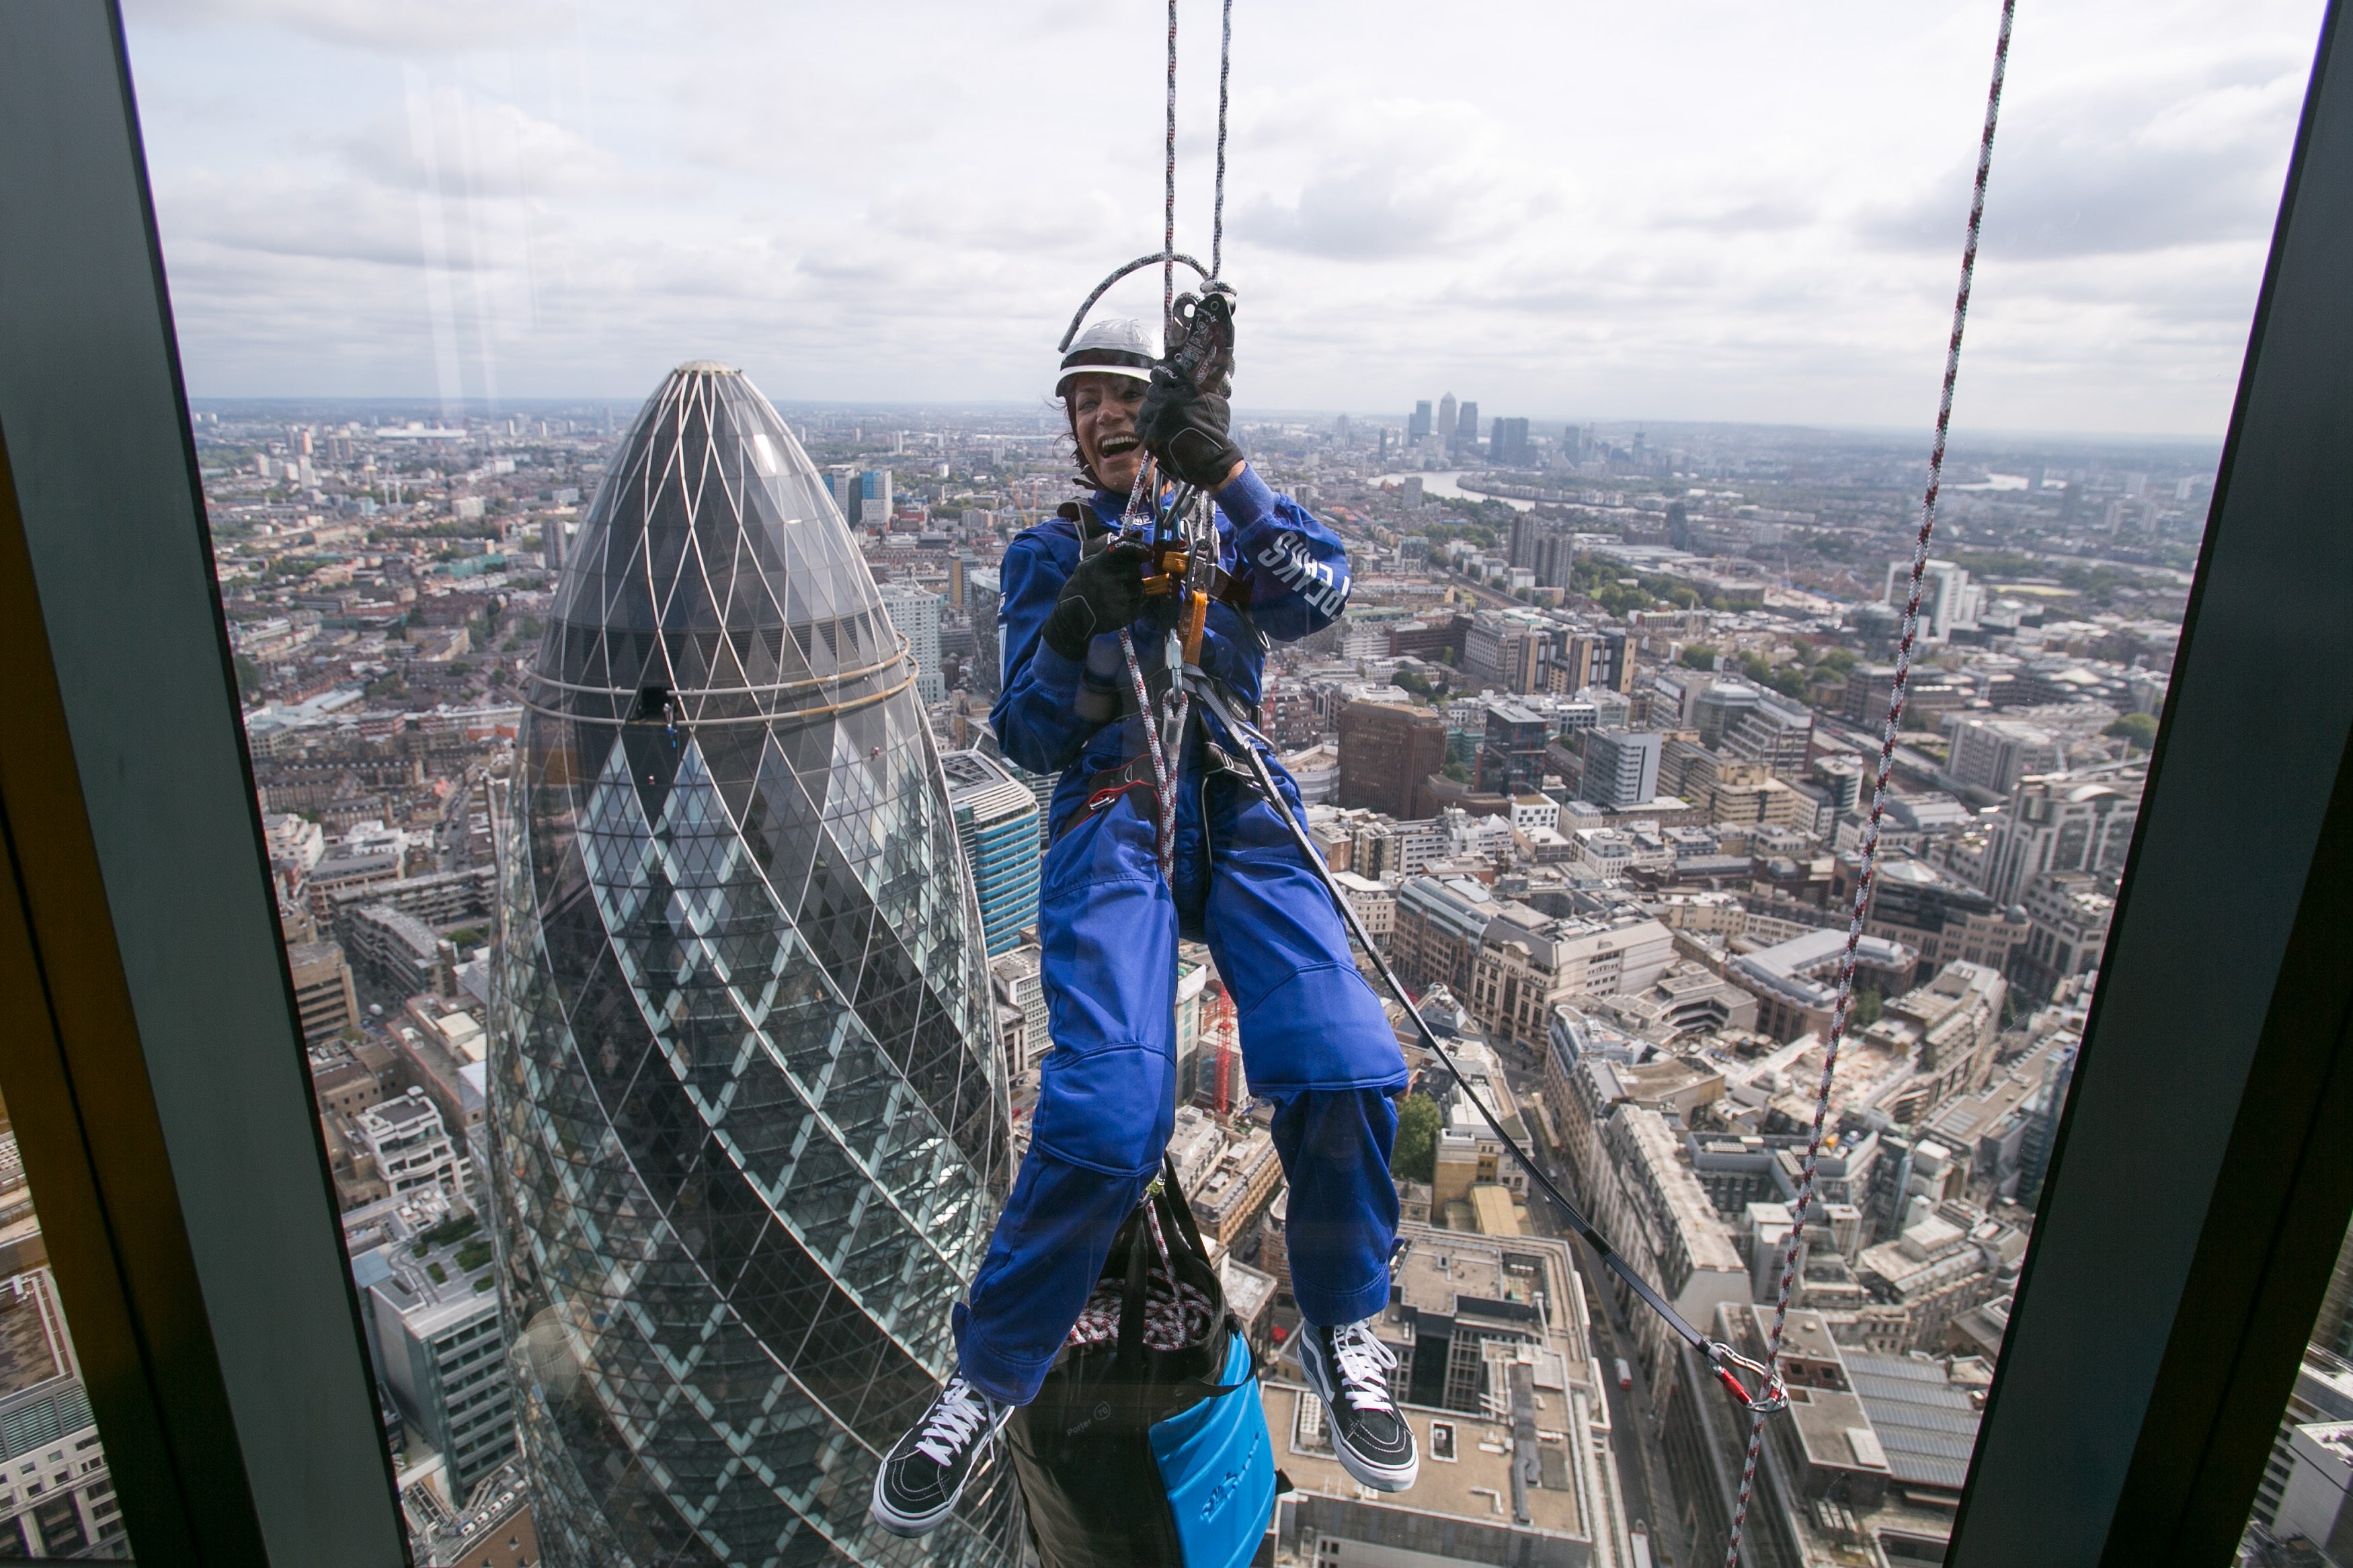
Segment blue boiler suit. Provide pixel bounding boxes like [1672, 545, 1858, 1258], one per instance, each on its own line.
[953, 466, 1410, 1407]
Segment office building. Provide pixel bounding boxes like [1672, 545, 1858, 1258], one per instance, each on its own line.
[1454, 399, 1478, 450]
[354, 1089, 464, 1201]
[1476, 700, 1549, 795]
[1665, 1305, 1983, 1568]
[1888, 559, 1985, 643]
[1265, 1225, 1632, 1566]
[1980, 772, 2143, 904]
[493, 363, 1018, 1565]
[1336, 699, 1446, 819]
[1693, 681, 1761, 751]
[1437, 393, 1458, 450]
[0, 1267, 121, 1558]
[1490, 416, 1531, 466]
[1408, 401, 1433, 443]
[287, 938, 360, 1045]
[941, 749, 1041, 957]
[879, 582, 945, 703]
[359, 1211, 517, 1497]
[1946, 716, 2061, 797]
[1579, 729, 1662, 809]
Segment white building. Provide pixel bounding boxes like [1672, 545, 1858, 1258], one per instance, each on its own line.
[354, 1089, 465, 1200]
[1279, 741, 1341, 804]
[2274, 1421, 2353, 1556]
[879, 583, 945, 704]
[1330, 871, 1396, 946]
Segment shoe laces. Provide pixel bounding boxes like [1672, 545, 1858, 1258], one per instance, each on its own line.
[914, 1377, 996, 1468]
[1326, 1322, 1398, 1417]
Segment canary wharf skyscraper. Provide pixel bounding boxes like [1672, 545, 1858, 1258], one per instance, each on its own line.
[489, 363, 1019, 1567]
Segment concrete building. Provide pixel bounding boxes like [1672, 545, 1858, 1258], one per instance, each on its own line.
[354, 1089, 465, 1202]
[286, 938, 360, 1045]
[1979, 772, 2143, 904]
[1267, 1223, 1636, 1567]
[341, 903, 449, 997]
[2272, 1421, 2353, 1561]
[1722, 696, 1814, 772]
[359, 1206, 517, 1498]
[1595, 1107, 1751, 1374]
[1861, 961, 2009, 1120]
[1730, 927, 1920, 1042]
[1465, 612, 1546, 696]
[2010, 869, 2116, 1002]
[1852, 1202, 2026, 1355]
[879, 583, 945, 704]
[941, 749, 1042, 957]
[1945, 715, 2061, 797]
[1468, 915, 1676, 1052]
[1666, 1304, 1981, 1568]
[0, 1266, 124, 1557]
[1328, 871, 1396, 948]
[1577, 729, 1662, 811]
[2254, 1350, 2353, 1532]
[1862, 856, 2026, 983]
[1189, 1126, 1284, 1247]
[1392, 876, 1505, 995]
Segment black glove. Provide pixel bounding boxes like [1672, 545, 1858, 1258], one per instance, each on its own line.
[1138, 367, 1246, 490]
[1041, 540, 1151, 661]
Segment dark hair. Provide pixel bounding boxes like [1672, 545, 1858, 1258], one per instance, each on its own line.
[1054, 374, 1147, 492]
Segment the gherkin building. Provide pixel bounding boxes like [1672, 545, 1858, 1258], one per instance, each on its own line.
[488, 362, 1021, 1567]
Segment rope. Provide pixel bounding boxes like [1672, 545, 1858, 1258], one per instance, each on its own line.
[1213, 0, 1232, 280]
[1718, 3, 2016, 1562]
[1164, 0, 1179, 323]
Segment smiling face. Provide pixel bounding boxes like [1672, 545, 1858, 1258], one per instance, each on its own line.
[1067, 371, 1148, 495]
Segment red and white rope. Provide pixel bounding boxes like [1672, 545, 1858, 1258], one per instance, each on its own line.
[1719, 3, 2016, 1563]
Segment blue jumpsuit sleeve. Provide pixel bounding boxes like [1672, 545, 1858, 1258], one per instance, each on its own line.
[1216, 465, 1352, 643]
[988, 531, 1097, 776]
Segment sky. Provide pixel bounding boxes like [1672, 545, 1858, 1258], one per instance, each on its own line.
[120, 0, 2326, 437]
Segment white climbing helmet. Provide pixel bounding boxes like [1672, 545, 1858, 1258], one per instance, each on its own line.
[1055, 317, 1160, 399]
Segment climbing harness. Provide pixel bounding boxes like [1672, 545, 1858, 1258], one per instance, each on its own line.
[1715, 5, 2019, 1563]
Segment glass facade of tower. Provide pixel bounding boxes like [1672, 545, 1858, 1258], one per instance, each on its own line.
[490, 363, 1019, 1567]
[938, 751, 1041, 958]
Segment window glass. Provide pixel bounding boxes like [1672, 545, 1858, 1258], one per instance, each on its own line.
[110, 0, 2316, 1563]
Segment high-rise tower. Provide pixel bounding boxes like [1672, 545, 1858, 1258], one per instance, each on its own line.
[490, 362, 1019, 1566]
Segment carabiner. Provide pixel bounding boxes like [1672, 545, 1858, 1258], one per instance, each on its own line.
[1706, 1342, 1790, 1416]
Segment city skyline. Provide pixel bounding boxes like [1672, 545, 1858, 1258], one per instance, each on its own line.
[120, 0, 2322, 436]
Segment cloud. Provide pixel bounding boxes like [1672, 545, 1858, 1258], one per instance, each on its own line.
[1857, 46, 2305, 258]
[124, 0, 566, 52]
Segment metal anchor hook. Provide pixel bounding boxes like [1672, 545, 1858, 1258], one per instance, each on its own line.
[1706, 1342, 1790, 1416]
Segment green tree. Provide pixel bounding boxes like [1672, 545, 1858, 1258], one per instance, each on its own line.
[1678, 645, 1718, 671]
[1394, 1094, 1442, 1184]
[2105, 712, 2159, 751]
[1850, 987, 1883, 1028]
[233, 653, 262, 697]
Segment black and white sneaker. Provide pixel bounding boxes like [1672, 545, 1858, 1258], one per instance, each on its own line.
[1298, 1319, 1419, 1492]
[870, 1376, 1008, 1536]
